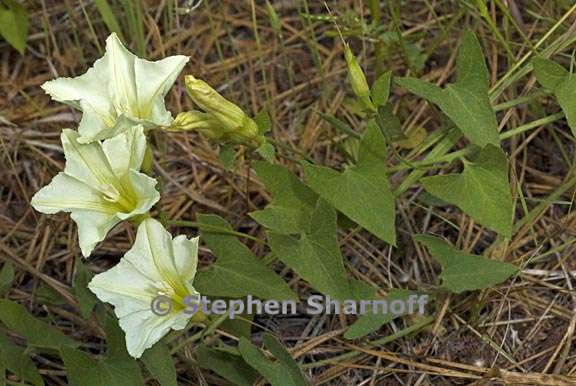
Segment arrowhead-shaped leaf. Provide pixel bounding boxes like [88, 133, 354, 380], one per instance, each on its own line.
[197, 345, 258, 386]
[267, 199, 352, 300]
[303, 120, 396, 245]
[60, 315, 144, 386]
[239, 334, 309, 386]
[194, 214, 297, 301]
[396, 31, 499, 147]
[250, 162, 318, 235]
[250, 163, 352, 299]
[0, 300, 78, 349]
[421, 144, 513, 237]
[415, 235, 517, 293]
[141, 343, 177, 386]
[0, 329, 43, 386]
[0, 0, 28, 54]
[533, 57, 576, 137]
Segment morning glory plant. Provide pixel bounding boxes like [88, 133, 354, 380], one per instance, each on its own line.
[31, 125, 159, 257]
[31, 31, 281, 361]
[41, 33, 189, 143]
[88, 218, 200, 358]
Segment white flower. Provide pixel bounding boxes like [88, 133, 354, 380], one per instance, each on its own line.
[41, 33, 189, 143]
[88, 218, 200, 358]
[31, 126, 159, 257]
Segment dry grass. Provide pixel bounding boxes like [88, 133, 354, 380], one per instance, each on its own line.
[2, 0, 576, 385]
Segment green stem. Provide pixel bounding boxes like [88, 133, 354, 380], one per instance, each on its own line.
[168, 220, 265, 244]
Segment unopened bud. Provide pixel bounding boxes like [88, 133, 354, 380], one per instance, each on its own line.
[344, 45, 375, 112]
[184, 75, 263, 146]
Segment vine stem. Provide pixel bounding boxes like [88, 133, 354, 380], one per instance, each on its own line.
[168, 220, 265, 244]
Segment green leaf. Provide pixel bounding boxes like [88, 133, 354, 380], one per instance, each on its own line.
[256, 141, 277, 163]
[396, 31, 499, 147]
[239, 334, 309, 386]
[0, 263, 14, 297]
[197, 345, 258, 386]
[250, 162, 318, 234]
[267, 199, 352, 300]
[93, 0, 125, 41]
[421, 144, 513, 237]
[318, 112, 360, 139]
[219, 144, 236, 170]
[345, 284, 421, 339]
[0, 0, 28, 54]
[254, 109, 272, 135]
[415, 235, 517, 293]
[61, 315, 144, 386]
[141, 343, 177, 386]
[303, 120, 396, 245]
[0, 300, 77, 349]
[0, 329, 43, 386]
[533, 57, 576, 137]
[194, 214, 297, 301]
[72, 258, 97, 318]
[371, 71, 392, 107]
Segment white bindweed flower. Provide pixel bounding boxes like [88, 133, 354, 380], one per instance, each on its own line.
[88, 218, 200, 358]
[31, 125, 159, 257]
[41, 33, 189, 143]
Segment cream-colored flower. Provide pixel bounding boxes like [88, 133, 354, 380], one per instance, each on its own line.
[31, 126, 159, 257]
[41, 33, 189, 143]
[88, 218, 200, 358]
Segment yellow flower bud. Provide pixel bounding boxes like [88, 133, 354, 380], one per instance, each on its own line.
[344, 45, 376, 112]
[184, 75, 264, 146]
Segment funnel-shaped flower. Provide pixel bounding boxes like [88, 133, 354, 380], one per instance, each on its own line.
[31, 126, 159, 257]
[41, 33, 189, 143]
[88, 218, 200, 358]
[177, 75, 264, 146]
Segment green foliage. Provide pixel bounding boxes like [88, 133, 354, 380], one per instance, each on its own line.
[254, 109, 272, 135]
[250, 162, 318, 235]
[93, 0, 125, 41]
[304, 120, 396, 245]
[0, 328, 43, 386]
[396, 31, 499, 147]
[267, 199, 352, 300]
[533, 57, 576, 137]
[0, 300, 77, 349]
[371, 71, 392, 107]
[219, 144, 236, 170]
[345, 287, 419, 339]
[0, 263, 14, 297]
[421, 144, 514, 237]
[239, 334, 309, 386]
[141, 343, 178, 386]
[60, 315, 144, 386]
[256, 141, 277, 163]
[0, 0, 28, 54]
[197, 345, 258, 386]
[194, 214, 297, 301]
[415, 235, 517, 293]
[72, 258, 97, 318]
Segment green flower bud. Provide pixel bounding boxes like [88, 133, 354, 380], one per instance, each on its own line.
[344, 45, 376, 112]
[184, 75, 264, 146]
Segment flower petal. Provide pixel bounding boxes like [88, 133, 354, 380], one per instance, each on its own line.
[61, 129, 119, 196]
[31, 172, 113, 214]
[123, 219, 179, 285]
[116, 170, 160, 220]
[104, 33, 139, 118]
[173, 235, 199, 283]
[41, 61, 113, 118]
[102, 125, 147, 177]
[71, 210, 119, 257]
[135, 55, 189, 126]
[120, 308, 190, 358]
